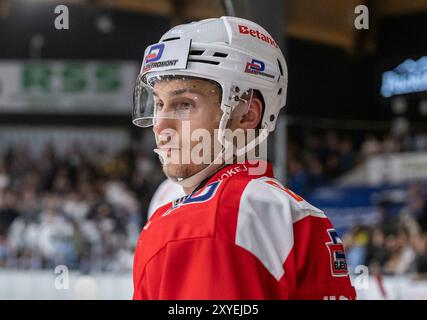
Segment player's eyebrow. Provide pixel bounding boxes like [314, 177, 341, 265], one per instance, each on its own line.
[153, 88, 206, 98]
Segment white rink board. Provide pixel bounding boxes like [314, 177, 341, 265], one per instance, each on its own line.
[0, 269, 133, 300]
[1, 269, 427, 299]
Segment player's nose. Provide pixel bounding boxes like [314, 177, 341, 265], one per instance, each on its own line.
[153, 117, 176, 135]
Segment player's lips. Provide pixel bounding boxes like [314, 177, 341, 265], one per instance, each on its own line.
[154, 146, 180, 157]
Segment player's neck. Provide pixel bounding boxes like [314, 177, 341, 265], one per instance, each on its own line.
[183, 186, 194, 195]
[183, 162, 230, 195]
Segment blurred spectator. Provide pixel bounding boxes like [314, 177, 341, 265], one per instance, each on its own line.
[366, 227, 390, 270]
[413, 130, 427, 151]
[0, 142, 163, 273]
[383, 228, 415, 275]
[0, 160, 9, 192]
[382, 134, 401, 153]
[412, 233, 427, 275]
[338, 138, 356, 173]
[343, 225, 370, 272]
[361, 134, 382, 157]
[0, 189, 19, 237]
[287, 158, 310, 196]
[306, 154, 328, 190]
[405, 182, 427, 232]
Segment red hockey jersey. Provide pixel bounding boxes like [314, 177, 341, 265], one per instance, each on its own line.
[133, 160, 356, 300]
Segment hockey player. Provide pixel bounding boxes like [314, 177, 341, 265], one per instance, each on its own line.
[132, 16, 356, 300]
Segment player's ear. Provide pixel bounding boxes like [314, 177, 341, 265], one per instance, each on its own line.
[239, 94, 263, 130]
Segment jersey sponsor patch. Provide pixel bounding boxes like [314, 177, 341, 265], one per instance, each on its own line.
[161, 180, 222, 217]
[325, 229, 349, 277]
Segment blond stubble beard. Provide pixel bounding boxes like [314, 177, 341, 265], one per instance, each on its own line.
[162, 162, 209, 181]
[160, 132, 221, 180]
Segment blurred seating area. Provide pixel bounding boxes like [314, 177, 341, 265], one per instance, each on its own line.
[287, 128, 427, 280]
[0, 142, 163, 272]
[0, 127, 427, 274]
[343, 180, 427, 278]
[286, 128, 427, 197]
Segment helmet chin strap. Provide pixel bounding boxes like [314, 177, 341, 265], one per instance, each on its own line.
[154, 103, 270, 191]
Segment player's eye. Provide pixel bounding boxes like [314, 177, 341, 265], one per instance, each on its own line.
[154, 100, 164, 110]
[175, 102, 194, 111]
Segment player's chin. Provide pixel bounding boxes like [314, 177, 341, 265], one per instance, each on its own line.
[162, 163, 189, 180]
[162, 163, 207, 180]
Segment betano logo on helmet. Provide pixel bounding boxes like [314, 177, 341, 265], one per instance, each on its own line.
[245, 59, 275, 79]
[238, 25, 278, 48]
[143, 43, 178, 72]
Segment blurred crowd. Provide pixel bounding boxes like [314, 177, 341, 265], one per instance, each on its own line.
[286, 129, 427, 197]
[287, 128, 427, 279]
[0, 127, 427, 274]
[344, 181, 427, 277]
[0, 143, 163, 272]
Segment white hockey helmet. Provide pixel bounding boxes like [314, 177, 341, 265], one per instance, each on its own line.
[133, 16, 288, 188]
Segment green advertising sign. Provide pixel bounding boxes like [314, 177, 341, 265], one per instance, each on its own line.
[0, 60, 138, 113]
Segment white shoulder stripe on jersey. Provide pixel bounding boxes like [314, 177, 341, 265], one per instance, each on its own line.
[254, 176, 327, 223]
[235, 177, 326, 281]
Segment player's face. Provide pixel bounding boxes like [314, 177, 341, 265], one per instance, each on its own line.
[152, 78, 222, 181]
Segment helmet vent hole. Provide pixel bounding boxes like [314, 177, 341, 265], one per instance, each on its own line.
[213, 52, 228, 58]
[277, 59, 284, 76]
[278, 88, 282, 95]
[188, 59, 220, 65]
[190, 50, 205, 56]
[162, 37, 180, 42]
[270, 115, 275, 122]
